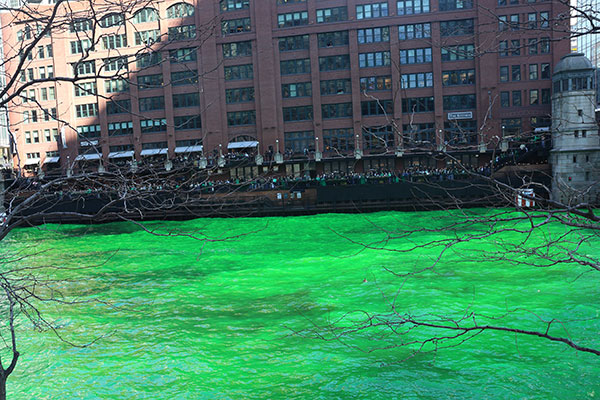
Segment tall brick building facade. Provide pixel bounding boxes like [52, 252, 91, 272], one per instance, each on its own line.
[1, 0, 570, 175]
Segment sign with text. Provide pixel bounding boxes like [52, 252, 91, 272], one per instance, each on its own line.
[448, 111, 473, 120]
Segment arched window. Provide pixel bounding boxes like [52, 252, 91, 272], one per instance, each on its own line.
[166, 3, 195, 19]
[133, 8, 159, 23]
[101, 13, 124, 28]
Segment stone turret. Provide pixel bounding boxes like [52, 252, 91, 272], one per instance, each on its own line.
[550, 53, 600, 205]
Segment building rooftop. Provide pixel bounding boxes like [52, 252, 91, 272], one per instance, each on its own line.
[554, 53, 594, 74]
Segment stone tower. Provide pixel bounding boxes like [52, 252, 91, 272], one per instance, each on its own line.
[550, 53, 600, 205]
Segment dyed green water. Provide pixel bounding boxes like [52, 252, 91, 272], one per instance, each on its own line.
[3, 211, 599, 399]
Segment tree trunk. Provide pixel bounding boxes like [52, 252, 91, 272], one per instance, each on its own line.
[0, 374, 6, 400]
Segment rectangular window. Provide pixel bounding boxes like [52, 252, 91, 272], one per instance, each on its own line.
[540, 37, 550, 53]
[501, 91, 510, 107]
[137, 74, 163, 89]
[169, 48, 197, 63]
[397, 0, 430, 15]
[402, 97, 435, 113]
[70, 39, 91, 54]
[108, 121, 134, 136]
[224, 64, 254, 80]
[105, 79, 129, 93]
[361, 100, 393, 116]
[316, 7, 348, 23]
[318, 31, 348, 47]
[541, 88, 551, 104]
[282, 82, 311, 98]
[223, 41, 252, 58]
[319, 55, 351, 71]
[284, 131, 315, 153]
[540, 12, 549, 28]
[359, 51, 391, 67]
[227, 110, 256, 125]
[73, 61, 96, 75]
[441, 69, 475, 86]
[528, 12, 537, 28]
[400, 48, 432, 64]
[140, 118, 168, 134]
[282, 105, 313, 121]
[222, 17, 251, 35]
[529, 64, 538, 80]
[168, 25, 197, 41]
[541, 63, 551, 79]
[511, 39, 521, 56]
[139, 96, 165, 111]
[277, 11, 309, 28]
[104, 56, 129, 72]
[512, 91, 522, 107]
[440, 19, 474, 36]
[443, 94, 476, 110]
[135, 29, 161, 46]
[510, 14, 519, 30]
[322, 102, 353, 119]
[137, 52, 161, 68]
[444, 120, 478, 146]
[102, 34, 127, 50]
[357, 27, 390, 44]
[173, 115, 202, 130]
[226, 87, 255, 102]
[323, 128, 354, 152]
[173, 92, 200, 107]
[512, 65, 521, 81]
[398, 23, 431, 40]
[360, 76, 392, 92]
[74, 81, 97, 97]
[363, 126, 394, 150]
[500, 66, 509, 82]
[320, 79, 352, 95]
[220, 0, 250, 11]
[356, 3, 388, 19]
[75, 103, 98, 118]
[439, 0, 472, 10]
[441, 44, 474, 61]
[528, 38, 538, 55]
[281, 59, 311, 75]
[106, 99, 131, 115]
[171, 70, 199, 86]
[529, 89, 539, 105]
[401, 72, 434, 88]
[279, 35, 309, 51]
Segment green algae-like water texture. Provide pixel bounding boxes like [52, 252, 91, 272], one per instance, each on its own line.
[2, 211, 599, 399]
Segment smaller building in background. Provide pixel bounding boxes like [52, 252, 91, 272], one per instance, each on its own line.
[550, 53, 600, 204]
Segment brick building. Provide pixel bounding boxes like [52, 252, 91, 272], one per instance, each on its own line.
[1, 0, 570, 176]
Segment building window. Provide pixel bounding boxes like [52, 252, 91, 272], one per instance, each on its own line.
[499, 40, 508, 57]
[137, 52, 161, 68]
[360, 76, 392, 92]
[173, 115, 202, 130]
[133, 8, 159, 23]
[441, 44, 474, 61]
[318, 31, 349, 47]
[363, 126, 394, 150]
[442, 69, 475, 86]
[173, 92, 200, 107]
[102, 34, 127, 50]
[225, 64, 254, 80]
[284, 131, 314, 153]
[282, 105, 313, 121]
[540, 37, 550, 53]
[541, 63, 551, 79]
[316, 7, 347, 23]
[320, 79, 352, 95]
[397, 0, 429, 15]
[167, 3, 195, 19]
[512, 91, 522, 107]
[322, 102, 353, 119]
[279, 35, 309, 51]
[323, 128, 354, 152]
[529, 64, 538, 80]
[223, 41, 252, 58]
[227, 110, 256, 125]
[402, 97, 435, 113]
[75, 103, 98, 118]
[171, 70, 198, 86]
[501, 91, 510, 107]
[359, 51, 391, 67]
[105, 79, 129, 93]
[361, 100, 393, 116]
[440, 19, 474, 36]
[70, 39, 91, 54]
[108, 121, 133, 136]
[168, 25, 196, 41]
[101, 13, 124, 27]
[541, 88, 551, 104]
[103, 56, 128, 72]
[222, 18, 251, 35]
[439, 0, 472, 10]
[443, 94, 476, 110]
[106, 99, 131, 114]
[220, 0, 250, 11]
[398, 23, 431, 40]
[226, 87, 255, 103]
[277, 12, 309, 28]
[528, 38, 538, 55]
[139, 96, 165, 111]
[401, 72, 434, 88]
[77, 124, 101, 139]
[319, 55, 351, 71]
[444, 120, 477, 146]
[74, 81, 97, 97]
[137, 74, 163, 89]
[135, 29, 161, 46]
[512, 65, 521, 81]
[403, 123, 435, 148]
[356, 3, 388, 19]
[510, 39, 521, 56]
[281, 59, 311, 74]
[501, 118, 521, 136]
[357, 27, 390, 43]
[400, 48, 432, 64]
[529, 89, 539, 105]
[282, 82, 311, 98]
[70, 19, 92, 32]
[169, 48, 197, 63]
[140, 119, 167, 134]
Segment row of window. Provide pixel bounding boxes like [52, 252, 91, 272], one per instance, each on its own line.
[500, 63, 551, 82]
[500, 88, 551, 107]
[500, 38, 551, 56]
[76, 116, 202, 140]
[23, 128, 59, 144]
[498, 11, 550, 31]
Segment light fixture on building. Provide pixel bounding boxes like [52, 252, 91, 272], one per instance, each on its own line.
[314, 136, 322, 162]
[274, 139, 283, 164]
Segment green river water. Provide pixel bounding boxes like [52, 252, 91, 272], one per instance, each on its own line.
[2, 211, 599, 399]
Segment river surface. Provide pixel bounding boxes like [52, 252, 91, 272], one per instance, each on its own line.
[3, 211, 599, 399]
